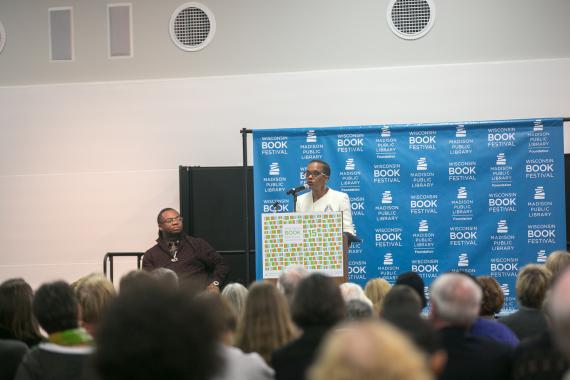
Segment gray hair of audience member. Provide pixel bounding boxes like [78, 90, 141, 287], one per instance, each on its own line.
[339, 283, 373, 307]
[150, 268, 179, 287]
[548, 268, 570, 358]
[221, 282, 248, 320]
[545, 250, 570, 279]
[381, 285, 423, 320]
[345, 299, 374, 321]
[277, 265, 309, 303]
[119, 270, 157, 293]
[429, 273, 482, 327]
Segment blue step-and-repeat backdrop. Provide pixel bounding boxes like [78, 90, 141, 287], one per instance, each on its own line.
[252, 118, 566, 312]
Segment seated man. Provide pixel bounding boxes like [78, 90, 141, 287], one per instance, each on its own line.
[15, 281, 95, 380]
[143, 208, 228, 291]
[430, 273, 513, 380]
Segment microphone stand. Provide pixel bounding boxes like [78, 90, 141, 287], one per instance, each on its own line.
[293, 192, 298, 212]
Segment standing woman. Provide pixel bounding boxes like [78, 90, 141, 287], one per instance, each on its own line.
[235, 281, 298, 364]
[0, 278, 44, 347]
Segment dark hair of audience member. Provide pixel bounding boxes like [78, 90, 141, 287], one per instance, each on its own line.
[0, 278, 43, 347]
[95, 284, 220, 380]
[476, 276, 504, 316]
[387, 314, 447, 376]
[235, 281, 298, 363]
[345, 299, 374, 321]
[381, 285, 422, 320]
[395, 272, 427, 308]
[196, 292, 238, 345]
[292, 273, 345, 328]
[33, 281, 78, 334]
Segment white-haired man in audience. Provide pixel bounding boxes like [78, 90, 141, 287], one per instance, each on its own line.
[277, 264, 309, 305]
[429, 273, 512, 380]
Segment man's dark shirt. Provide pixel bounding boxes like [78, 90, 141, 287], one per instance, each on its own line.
[142, 232, 228, 287]
[438, 326, 513, 380]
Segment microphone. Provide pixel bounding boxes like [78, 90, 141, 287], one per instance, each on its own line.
[286, 183, 309, 195]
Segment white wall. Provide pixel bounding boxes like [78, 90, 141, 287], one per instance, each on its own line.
[1, 58, 570, 287]
[1, 0, 570, 85]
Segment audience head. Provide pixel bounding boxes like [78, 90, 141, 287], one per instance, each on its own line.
[516, 264, 551, 309]
[308, 320, 433, 380]
[73, 273, 116, 336]
[396, 272, 427, 308]
[119, 270, 157, 293]
[387, 314, 447, 376]
[339, 282, 373, 307]
[549, 268, 570, 358]
[381, 285, 423, 320]
[235, 281, 297, 363]
[292, 273, 345, 329]
[196, 292, 238, 345]
[33, 281, 79, 334]
[345, 299, 374, 321]
[476, 276, 504, 317]
[429, 273, 482, 328]
[0, 278, 42, 344]
[364, 278, 392, 315]
[545, 250, 570, 279]
[221, 282, 248, 322]
[277, 264, 309, 304]
[150, 267, 179, 288]
[96, 284, 219, 380]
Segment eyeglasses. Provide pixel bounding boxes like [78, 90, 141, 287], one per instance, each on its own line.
[163, 216, 183, 224]
[304, 170, 325, 178]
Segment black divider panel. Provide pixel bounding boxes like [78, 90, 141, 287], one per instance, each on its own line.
[179, 166, 254, 285]
[564, 154, 570, 250]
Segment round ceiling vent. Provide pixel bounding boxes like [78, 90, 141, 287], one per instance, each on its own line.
[0, 22, 6, 53]
[387, 0, 435, 40]
[169, 3, 215, 52]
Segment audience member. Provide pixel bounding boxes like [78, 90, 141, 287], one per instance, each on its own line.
[545, 250, 570, 280]
[308, 320, 433, 380]
[381, 284, 422, 320]
[549, 268, 570, 380]
[469, 276, 518, 347]
[235, 281, 298, 364]
[95, 282, 219, 380]
[364, 278, 391, 316]
[430, 273, 512, 380]
[277, 265, 309, 305]
[511, 291, 568, 380]
[150, 267, 179, 287]
[0, 278, 44, 347]
[387, 314, 447, 377]
[0, 340, 28, 380]
[345, 299, 374, 321]
[118, 269, 157, 293]
[198, 293, 275, 380]
[499, 264, 551, 340]
[221, 282, 249, 323]
[73, 273, 117, 337]
[15, 281, 95, 380]
[339, 282, 372, 307]
[272, 273, 345, 380]
[396, 271, 427, 309]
